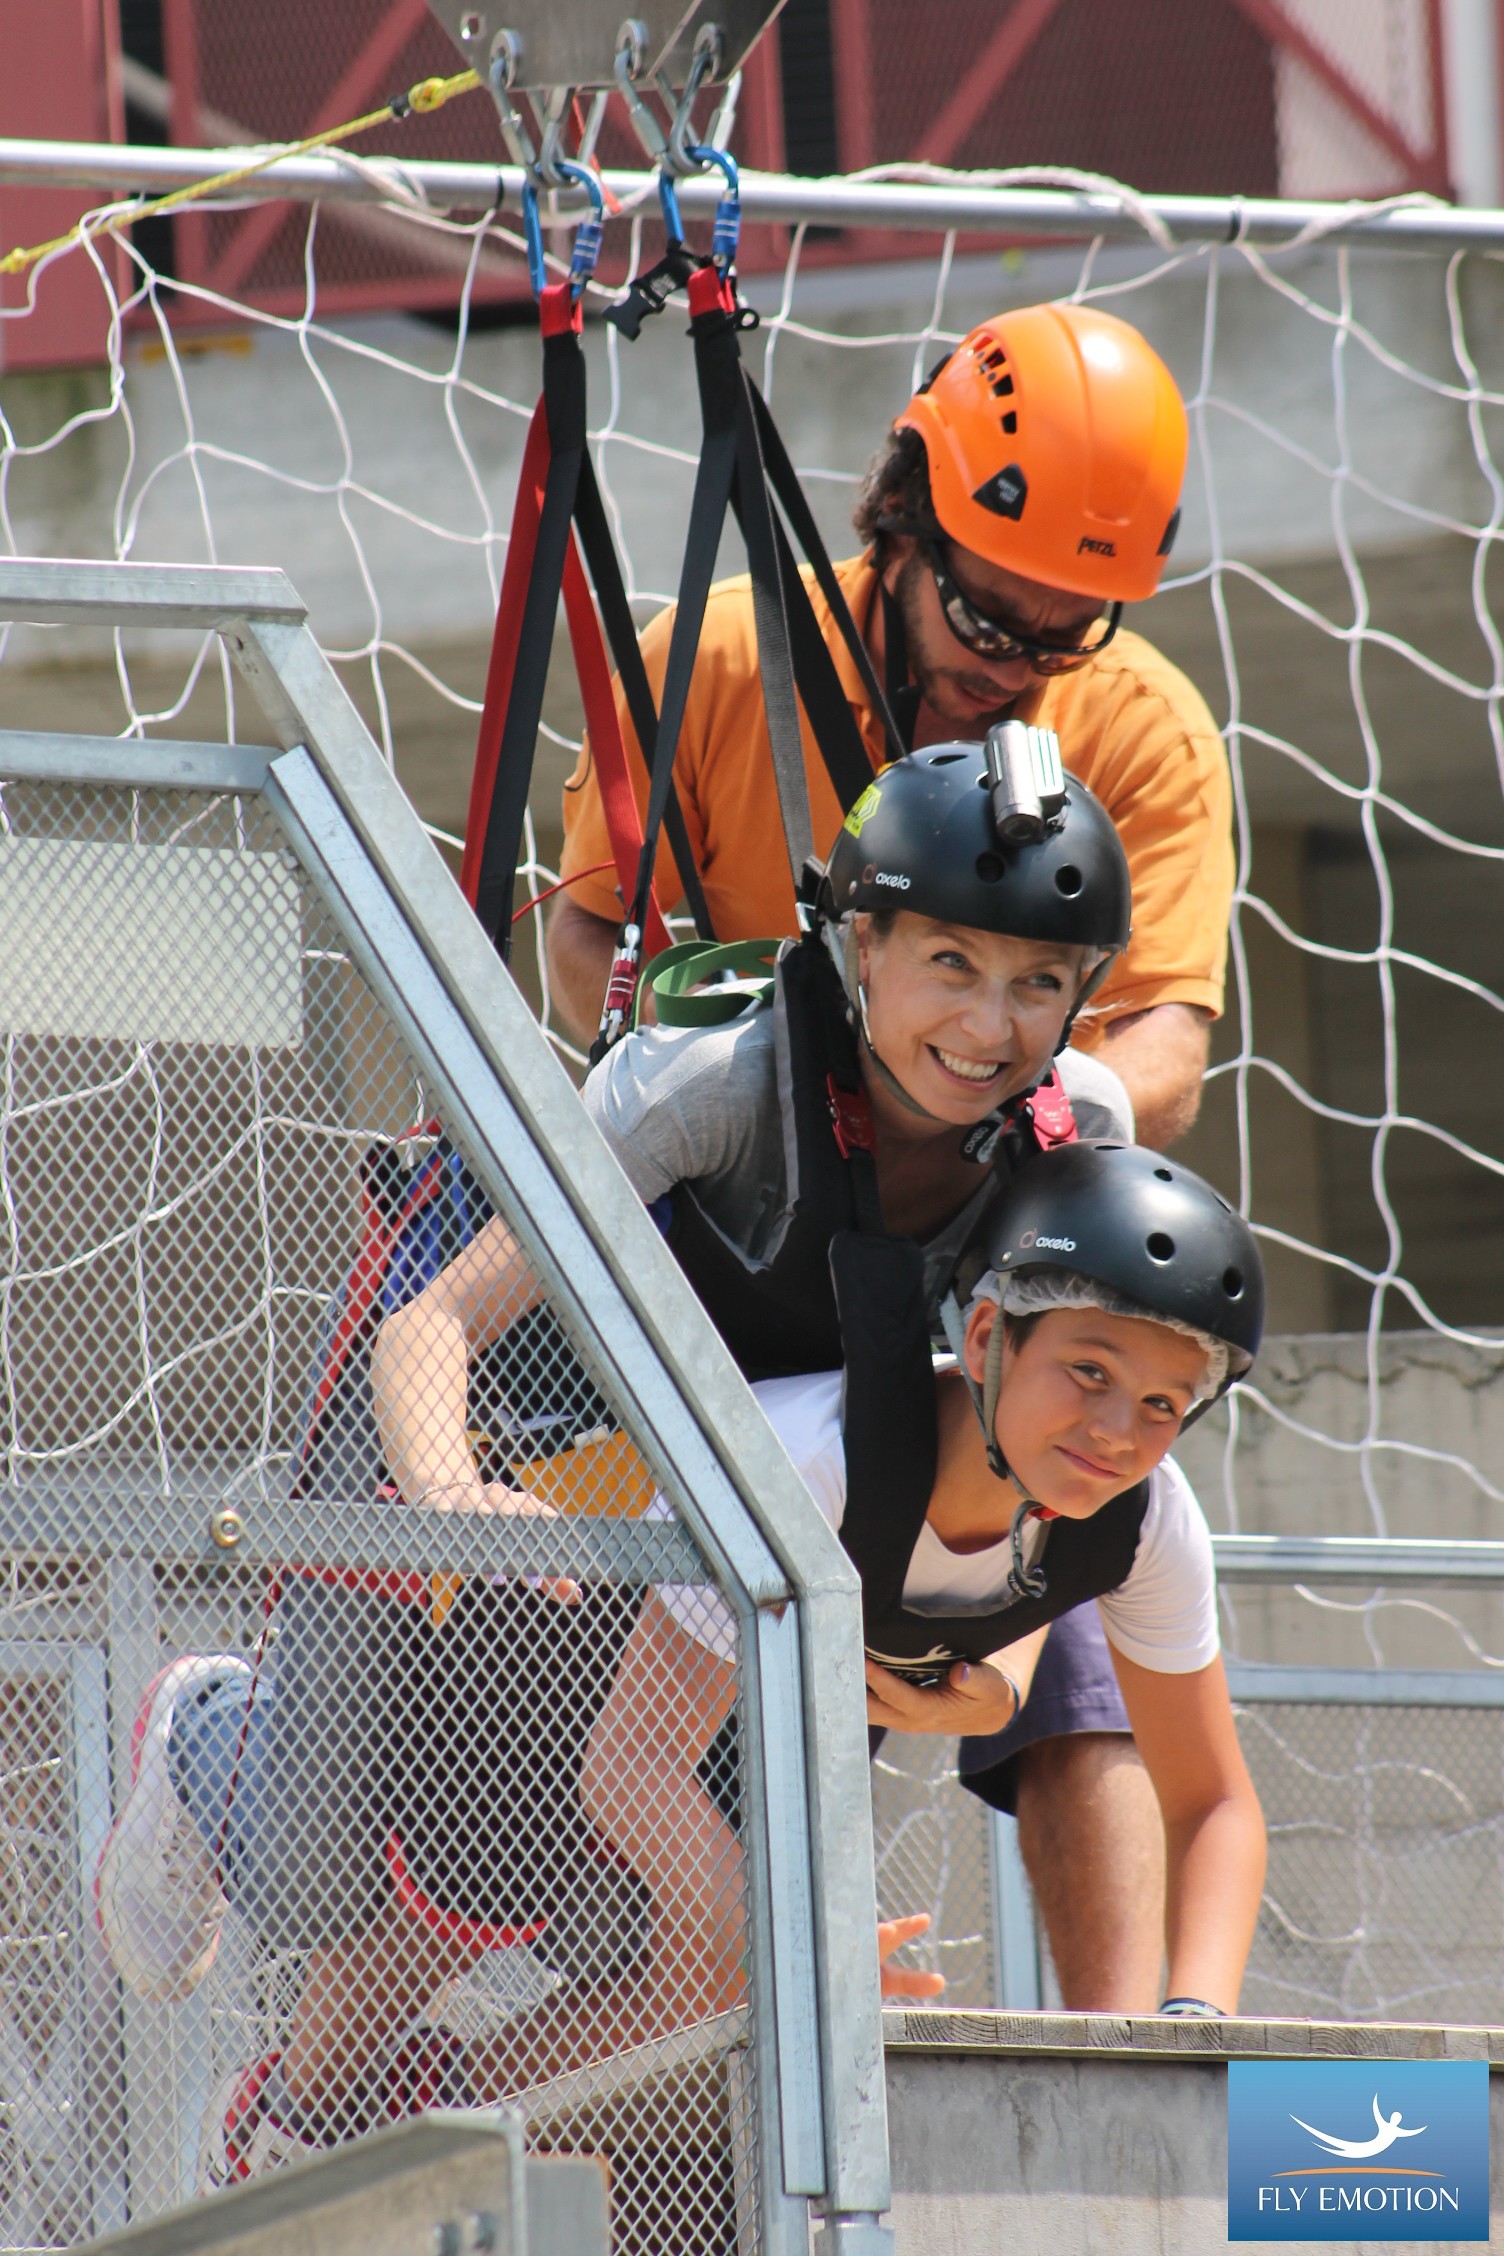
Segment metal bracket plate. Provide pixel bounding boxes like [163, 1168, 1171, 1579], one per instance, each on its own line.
[424, 0, 786, 94]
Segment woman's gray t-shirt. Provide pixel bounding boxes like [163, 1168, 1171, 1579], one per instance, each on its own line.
[581, 1010, 1134, 1321]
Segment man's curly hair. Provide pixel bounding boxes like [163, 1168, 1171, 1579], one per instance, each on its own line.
[851, 424, 937, 551]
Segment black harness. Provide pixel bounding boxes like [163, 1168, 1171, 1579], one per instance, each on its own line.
[662, 935, 1148, 1674]
[664, 934, 880, 1378]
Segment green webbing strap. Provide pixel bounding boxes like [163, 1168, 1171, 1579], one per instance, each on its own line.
[634, 939, 780, 1030]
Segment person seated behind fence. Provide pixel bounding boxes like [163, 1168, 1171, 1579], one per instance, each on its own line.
[336, 743, 1153, 2021]
[95, 1142, 1265, 2183]
[97, 1577, 939, 2192]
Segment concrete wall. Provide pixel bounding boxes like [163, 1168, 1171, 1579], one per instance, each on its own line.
[6, 239, 1504, 659]
[883, 2011, 1504, 2255]
[1177, 1326, 1504, 1538]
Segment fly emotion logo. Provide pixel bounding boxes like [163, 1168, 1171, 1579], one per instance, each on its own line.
[1228, 2059, 1489, 2241]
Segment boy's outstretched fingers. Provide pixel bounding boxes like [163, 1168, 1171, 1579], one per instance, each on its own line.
[878, 1912, 945, 1999]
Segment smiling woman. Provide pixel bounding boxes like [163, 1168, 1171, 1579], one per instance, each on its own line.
[581, 741, 1133, 1368]
[856, 913, 1097, 1134]
[169, 741, 1155, 2106]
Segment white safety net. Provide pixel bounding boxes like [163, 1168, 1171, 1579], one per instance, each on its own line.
[4, 155, 1504, 2038]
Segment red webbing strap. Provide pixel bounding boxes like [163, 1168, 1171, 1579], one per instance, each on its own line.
[460, 397, 549, 909]
[292, 1132, 448, 1494]
[463, 279, 671, 956]
[560, 534, 672, 959]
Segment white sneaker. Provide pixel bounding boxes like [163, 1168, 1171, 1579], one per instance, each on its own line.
[95, 1654, 249, 2002]
[196, 2055, 326, 2194]
[195, 2032, 472, 2195]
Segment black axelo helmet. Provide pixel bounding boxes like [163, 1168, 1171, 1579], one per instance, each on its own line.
[820, 743, 1131, 953]
[983, 1141, 1265, 1379]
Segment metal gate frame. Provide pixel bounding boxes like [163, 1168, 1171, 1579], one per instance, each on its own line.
[0, 555, 893, 2256]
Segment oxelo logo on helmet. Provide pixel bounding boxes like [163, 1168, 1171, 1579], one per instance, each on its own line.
[1020, 1227, 1077, 1252]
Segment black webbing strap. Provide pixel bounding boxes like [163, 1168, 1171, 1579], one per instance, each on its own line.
[729, 323, 818, 877]
[618, 288, 743, 950]
[570, 451, 715, 944]
[747, 382, 909, 767]
[881, 584, 923, 750]
[471, 304, 584, 949]
[761, 491, 873, 817]
[675, 267, 901, 890]
[468, 283, 710, 956]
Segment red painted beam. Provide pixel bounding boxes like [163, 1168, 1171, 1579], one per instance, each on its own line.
[0, 0, 125, 371]
[915, 0, 1066, 169]
[829, 0, 876, 172]
[1229, 0, 1447, 191]
[206, 0, 434, 302]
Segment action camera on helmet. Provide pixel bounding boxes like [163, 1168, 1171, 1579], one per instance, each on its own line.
[984, 720, 1068, 846]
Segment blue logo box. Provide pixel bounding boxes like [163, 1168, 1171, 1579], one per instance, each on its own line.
[1228, 2059, 1489, 2241]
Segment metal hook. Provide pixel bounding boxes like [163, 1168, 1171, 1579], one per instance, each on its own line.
[519, 178, 546, 297]
[686, 142, 739, 266]
[552, 157, 605, 292]
[664, 25, 724, 175]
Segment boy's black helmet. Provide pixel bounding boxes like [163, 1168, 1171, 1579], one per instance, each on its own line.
[820, 743, 1131, 952]
[982, 1141, 1265, 1374]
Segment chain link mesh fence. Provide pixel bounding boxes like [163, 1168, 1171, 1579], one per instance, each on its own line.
[0, 758, 785, 2251]
[870, 1676, 1504, 2026]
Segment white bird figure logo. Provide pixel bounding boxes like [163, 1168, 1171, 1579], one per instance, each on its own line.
[1290, 2095, 1428, 2159]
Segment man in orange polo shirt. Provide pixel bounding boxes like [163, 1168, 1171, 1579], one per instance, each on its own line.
[548, 302, 1229, 1152]
[547, 303, 1233, 2016]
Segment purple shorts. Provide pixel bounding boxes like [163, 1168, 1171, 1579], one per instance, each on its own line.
[957, 1602, 1130, 1816]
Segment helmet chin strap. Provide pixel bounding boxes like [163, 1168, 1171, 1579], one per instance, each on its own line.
[940, 1290, 1017, 1486]
[829, 917, 951, 1123]
[856, 979, 952, 1123]
[939, 1288, 1048, 1599]
[1053, 949, 1120, 1055]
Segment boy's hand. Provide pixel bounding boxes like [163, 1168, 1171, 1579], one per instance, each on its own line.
[865, 1656, 1019, 1735]
[416, 1480, 582, 1605]
[878, 1912, 945, 2000]
[483, 1484, 584, 1606]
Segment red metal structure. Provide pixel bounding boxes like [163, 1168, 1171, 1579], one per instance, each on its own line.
[815, 0, 1449, 194]
[0, 0, 1474, 362]
[0, 0, 125, 370]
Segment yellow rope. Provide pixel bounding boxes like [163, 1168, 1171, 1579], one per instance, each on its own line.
[0, 66, 481, 280]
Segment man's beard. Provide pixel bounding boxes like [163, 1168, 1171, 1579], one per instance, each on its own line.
[893, 550, 1026, 729]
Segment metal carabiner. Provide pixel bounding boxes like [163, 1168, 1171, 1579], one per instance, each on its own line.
[519, 178, 547, 298]
[686, 143, 740, 269]
[551, 158, 605, 295]
[657, 169, 686, 246]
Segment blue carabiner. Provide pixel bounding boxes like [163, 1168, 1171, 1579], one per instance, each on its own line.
[519, 179, 546, 299]
[687, 144, 740, 269]
[552, 159, 606, 297]
[657, 168, 685, 246]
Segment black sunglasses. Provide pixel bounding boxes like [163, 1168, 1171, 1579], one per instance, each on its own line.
[925, 542, 1122, 674]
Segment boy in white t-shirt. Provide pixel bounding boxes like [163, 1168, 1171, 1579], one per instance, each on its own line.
[98, 1144, 1266, 2176]
[589, 1142, 1268, 2041]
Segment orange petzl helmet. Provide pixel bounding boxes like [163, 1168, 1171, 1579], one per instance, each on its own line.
[896, 304, 1188, 602]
